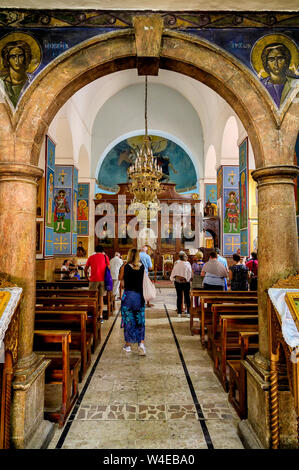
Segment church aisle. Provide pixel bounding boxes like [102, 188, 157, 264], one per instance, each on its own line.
[48, 288, 244, 449]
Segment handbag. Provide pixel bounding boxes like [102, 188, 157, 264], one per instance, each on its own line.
[104, 255, 113, 292]
[143, 270, 156, 302]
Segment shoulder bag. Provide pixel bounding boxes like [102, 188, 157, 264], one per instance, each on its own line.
[104, 255, 113, 292]
[143, 270, 156, 302]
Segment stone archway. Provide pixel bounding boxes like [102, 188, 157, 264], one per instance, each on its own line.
[0, 25, 298, 448]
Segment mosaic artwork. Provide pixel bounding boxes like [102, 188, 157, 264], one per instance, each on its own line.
[44, 136, 55, 257]
[223, 188, 240, 234]
[77, 237, 88, 258]
[0, 11, 297, 108]
[97, 135, 197, 193]
[223, 233, 240, 257]
[77, 183, 89, 235]
[240, 228, 249, 258]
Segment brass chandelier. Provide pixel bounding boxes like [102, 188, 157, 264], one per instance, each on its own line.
[127, 76, 162, 219]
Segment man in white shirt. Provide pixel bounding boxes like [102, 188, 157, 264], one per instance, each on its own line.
[109, 252, 123, 299]
[170, 251, 192, 317]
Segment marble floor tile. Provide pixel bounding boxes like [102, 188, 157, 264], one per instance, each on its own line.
[47, 288, 244, 450]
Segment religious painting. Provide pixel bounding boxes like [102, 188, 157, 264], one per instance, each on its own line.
[53, 232, 71, 256]
[36, 221, 43, 254]
[78, 183, 90, 200]
[223, 233, 240, 257]
[54, 165, 73, 189]
[217, 167, 223, 200]
[250, 221, 258, 253]
[53, 187, 71, 233]
[97, 135, 197, 193]
[161, 225, 176, 250]
[77, 237, 88, 258]
[118, 222, 133, 249]
[44, 135, 56, 257]
[240, 169, 248, 230]
[223, 166, 239, 189]
[239, 138, 248, 173]
[72, 167, 78, 234]
[36, 177, 44, 218]
[240, 228, 249, 258]
[0, 32, 42, 107]
[251, 34, 299, 109]
[72, 232, 77, 256]
[223, 188, 240, 234]
[77, 183, 89, 235]
[44, 226, 53, 257]
[248, 171, 258, 220]
[205, 184, 217, 204]
[285, 292, 299, 332]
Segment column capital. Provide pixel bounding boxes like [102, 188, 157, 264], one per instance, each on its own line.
[252, 165, 299, 187]
[0, 162, 43, 185]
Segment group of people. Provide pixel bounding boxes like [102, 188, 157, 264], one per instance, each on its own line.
[60, 259, 83, 280]
[169, 248, 258, 318]
[69, 244, 258, 357]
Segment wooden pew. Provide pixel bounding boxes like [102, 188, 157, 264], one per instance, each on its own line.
[36, 282, 113, 317]
[33, 330, 81, 427]
[35, 310, 93, 381]
[190, 290, 257, 342]
[212, 314, 258, 391]
[227, 331, 259, 418]
[207, 303, 258, 358]
[36, 296, 100, 349]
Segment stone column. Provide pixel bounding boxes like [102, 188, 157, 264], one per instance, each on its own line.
[239, 165, 299, 449]
[0, 162, 53, 448]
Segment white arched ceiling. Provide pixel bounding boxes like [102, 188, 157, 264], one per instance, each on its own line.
[48, 69, 248, 182]
[54, 114, 74, 163]
[220, 116, 239, 166]
[91, 82, 204, 179]
[205, 145, 217, 179]
[78, 144, 90, 177]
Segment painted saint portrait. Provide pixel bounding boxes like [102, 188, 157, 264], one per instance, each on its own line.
[224, 190, 239, 233]
[0, 32, 41, 107]
[251, 34, 299, 108]
[54, 189, 70, 233]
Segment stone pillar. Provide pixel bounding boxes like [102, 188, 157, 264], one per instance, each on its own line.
[0, 162, 53, 448]
[239, 165, 299, 449]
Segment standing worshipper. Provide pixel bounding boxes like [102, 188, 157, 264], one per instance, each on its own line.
[118, 249, 146, 355]
[191, 250, 205, 290]
[84, 245, 110, 324]
[201, 251, 228, 291]
[215, 248, 229, 290]
[246, 252, 258, 291]
[110, 252, 123, 299]
[139, 245, 153, 308]
[170, 251, 192, 317]
[229, 253, 249, 291]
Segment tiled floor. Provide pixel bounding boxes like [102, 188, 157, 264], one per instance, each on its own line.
[48, 288, 244, 449]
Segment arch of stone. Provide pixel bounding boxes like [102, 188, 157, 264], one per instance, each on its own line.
[0, 18, 298, 449]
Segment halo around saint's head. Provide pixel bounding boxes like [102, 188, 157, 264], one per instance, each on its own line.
[251, 33, 299, 79]
[0, 32, 41, 74]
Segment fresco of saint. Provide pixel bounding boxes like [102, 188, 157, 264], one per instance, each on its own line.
[54, 189, 70, 232]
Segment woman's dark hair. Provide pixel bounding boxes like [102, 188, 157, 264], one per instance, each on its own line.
[251, 252, 258, 260]
[1, 40, 32, 70]
[209, 251, 217, 259]
[233, 254, 240, 262]
[63, 259, 68, 265]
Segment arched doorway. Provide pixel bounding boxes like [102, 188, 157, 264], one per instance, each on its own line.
[0, 27, 298, 448]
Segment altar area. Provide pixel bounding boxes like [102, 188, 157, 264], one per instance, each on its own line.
[94, 183, 202, 274]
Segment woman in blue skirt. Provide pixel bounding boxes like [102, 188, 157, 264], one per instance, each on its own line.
[118, 248, 146, 355]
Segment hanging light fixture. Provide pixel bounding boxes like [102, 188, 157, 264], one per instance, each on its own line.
[127, 76, 163, 221]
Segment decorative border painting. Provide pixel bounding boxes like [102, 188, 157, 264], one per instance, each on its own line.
[44, 135, 56, 257]
[78, 183, 89, 235]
